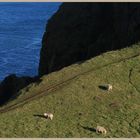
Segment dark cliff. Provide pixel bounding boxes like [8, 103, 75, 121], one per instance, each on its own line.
[0, 75, 38, 105]
[39, 2, 140, 76]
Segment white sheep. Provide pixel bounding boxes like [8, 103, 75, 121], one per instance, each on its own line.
[96, 126, 107, 134]
[44, 113, 53, 120]
[107, 84, 112, 91]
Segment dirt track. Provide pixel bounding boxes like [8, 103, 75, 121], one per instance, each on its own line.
[0, 53, 139, 114]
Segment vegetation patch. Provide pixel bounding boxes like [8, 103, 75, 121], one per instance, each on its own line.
[0, 44, 140, 137]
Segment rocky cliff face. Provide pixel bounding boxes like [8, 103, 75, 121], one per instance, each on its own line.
[39, 3, 140, 76]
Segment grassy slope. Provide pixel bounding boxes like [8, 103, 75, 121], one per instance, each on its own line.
[0, 44, 140, 137]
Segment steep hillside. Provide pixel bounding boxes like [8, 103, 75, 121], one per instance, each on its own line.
[0, 45, 140, 137]
[2, 2, 140, 108]
[39, 3, 140, 76]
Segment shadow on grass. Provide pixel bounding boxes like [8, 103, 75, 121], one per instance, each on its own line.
[80, 125, 96, 132]
[33, 114, 47, 119]
[98, 85, 108, 90]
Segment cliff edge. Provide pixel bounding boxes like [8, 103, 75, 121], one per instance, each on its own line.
[39, 3, 140, 76]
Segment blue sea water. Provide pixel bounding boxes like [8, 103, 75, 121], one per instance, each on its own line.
[0, 2, 61, 81]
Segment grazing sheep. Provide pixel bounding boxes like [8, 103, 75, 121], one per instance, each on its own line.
[107, 84, 112, 91]
[96, 126, 107, 134]
[99, 84, 112, 91]
[44, 113, 53, 120]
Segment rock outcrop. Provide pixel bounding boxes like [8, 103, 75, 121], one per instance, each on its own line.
[39, 3, 140, 76]
[0, 74, 38, 105]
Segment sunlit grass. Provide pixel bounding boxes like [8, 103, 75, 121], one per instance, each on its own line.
[0, 44, 140, 137]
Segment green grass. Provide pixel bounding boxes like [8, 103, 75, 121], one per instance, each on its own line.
[0, 44, 140, 137]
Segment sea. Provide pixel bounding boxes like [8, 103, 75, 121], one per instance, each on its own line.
[0, 2, 61, 81]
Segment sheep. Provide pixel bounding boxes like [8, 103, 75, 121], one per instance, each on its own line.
[107, 84, 112, 91]
[96, 126, 107, 134]
[44, 113, 53, 120]
[99, 84, 112, 91]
